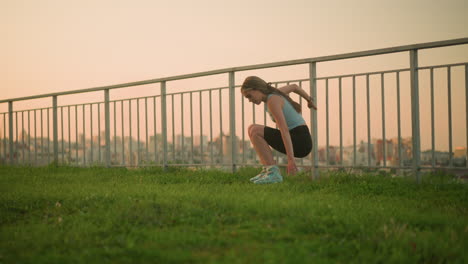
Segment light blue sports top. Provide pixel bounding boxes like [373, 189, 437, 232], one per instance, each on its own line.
[265, 94, 305, 130]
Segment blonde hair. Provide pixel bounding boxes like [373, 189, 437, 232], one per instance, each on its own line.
[240, 76, 301, 113]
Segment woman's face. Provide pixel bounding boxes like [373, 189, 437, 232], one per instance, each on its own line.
[242, 89, 265, 105]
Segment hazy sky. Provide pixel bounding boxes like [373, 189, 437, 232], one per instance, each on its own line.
[1, 0, 468, 151]
[2, 0, 467, 100]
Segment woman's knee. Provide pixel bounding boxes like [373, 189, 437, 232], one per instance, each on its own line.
[248, 124, 263, 138]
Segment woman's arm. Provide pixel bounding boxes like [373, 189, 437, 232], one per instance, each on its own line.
[279, 84, 317, 110]
[267, 95, 298, 175]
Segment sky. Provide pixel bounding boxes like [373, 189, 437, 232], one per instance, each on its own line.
[1, 0, 468, 151]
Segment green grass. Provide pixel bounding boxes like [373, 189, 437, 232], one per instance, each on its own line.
[1, 166, 467, 264]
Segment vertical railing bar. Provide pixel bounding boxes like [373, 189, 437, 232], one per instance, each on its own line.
[145, 97, 149, 164]
[22, 110, 26, 165]
[39, 109, 45, 162]
[219, 88, 223, 165]
[41, 109, 44, 165]
[0, 114, 2, 159]
[153, 96, 157, 164]
[252, 99, 255, 164]
[465, 64, 468, 168]
[9, 111, 12, 165]
[161, 81, 168, 170]
[2, 113, 4, 160]
[34, 109, 37, 164]
[381, 73, 387, 167]
[409, 50, 421, 183]
[138, 99, 142, 165]
[171, 95, 175, 162]
[47, 108, 50, 164]
[1, 113, 3, 160]
[339, 77, 343, 166]
[3, 113, 8, 161]
[210, 90, 213, 165]
[75, 106, 77, 165]
[241, 85, 245, 165]
[12, 111, 15, 154]
[121, 101, 125, 166]
[299, 81, 304, 166]
[53, 96, 58, 165]
[61, 106, 64, 164]
[181, 94, 185, 163]
[113, 101, 117, 164]
[5, 112, 7, 161]
[72, 105, 78, 165]
[16, 111, 19, 164]
[366, 74, 371, 167]
[82, 105, 86, 166]
[252, 97, 256, 125]
[104, 90, 110, 167]
[263, 90, 267, 127]
[200, 91, 204, 165]
[68, 106, 70, 165]
[430, 68, 435, 168]
[274, 83, 279, 164]
[326, 79, 329, 166]
[5, 113, 8, 162]
[447, 66, 453, 167]
[28, 111, 31, 164]
[137, 98, 140, 165]
[8, 102, 13, 165]
[22, 111, 25, 164]
[15, 111, 18, 154]
[190, 92, 194, 164]
[129, 99, 132, 166]
[310, 62, 318, 178]
[90, 103, 93, 164]
[13, 110, 15, 163]
[35, 109, 42, 165]
[353, 76, 356, 166]
[397, 72, 402, 169]
[98, 102, 101, 164]
[229, 72, 236, 172]
[17, 111, 19, 162]
[3, 113, 5, 160]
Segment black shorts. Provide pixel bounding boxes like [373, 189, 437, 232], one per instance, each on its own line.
[264, 125, 312, 158]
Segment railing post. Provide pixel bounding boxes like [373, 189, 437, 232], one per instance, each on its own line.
[410, 50, 421, 183]
[104, 89, 111, 167]
[465, 64, 468, 168]
[53, 96, 58, 165]
[229, 71, 237, 173]
[161, 81, 168, 170]
[8, 101, 14, 165]
[309, 62, 319, 179]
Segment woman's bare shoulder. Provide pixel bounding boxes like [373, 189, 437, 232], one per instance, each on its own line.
[266, 94, 284, 109]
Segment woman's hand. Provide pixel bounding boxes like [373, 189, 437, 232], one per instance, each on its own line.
[307, 96, 317, 110]
[287, 160, 298, 175]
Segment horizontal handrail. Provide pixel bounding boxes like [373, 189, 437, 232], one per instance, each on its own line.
[2, 61, 467, 114]
[316, 68, 411, 80]
[418, 62, 467, 70]
[1, 37, 467, 104]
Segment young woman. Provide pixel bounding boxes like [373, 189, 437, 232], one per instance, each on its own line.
[241, 76, 316, 184]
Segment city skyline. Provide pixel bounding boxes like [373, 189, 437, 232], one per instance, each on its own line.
[1, 128, 466, 168]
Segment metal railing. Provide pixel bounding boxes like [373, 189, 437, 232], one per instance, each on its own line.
[1, 38, 468, 181]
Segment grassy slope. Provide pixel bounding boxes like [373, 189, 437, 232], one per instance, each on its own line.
[1, 166, 467, 264]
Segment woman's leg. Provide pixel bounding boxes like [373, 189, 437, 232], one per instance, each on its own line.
[248, 124, 275, 166]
